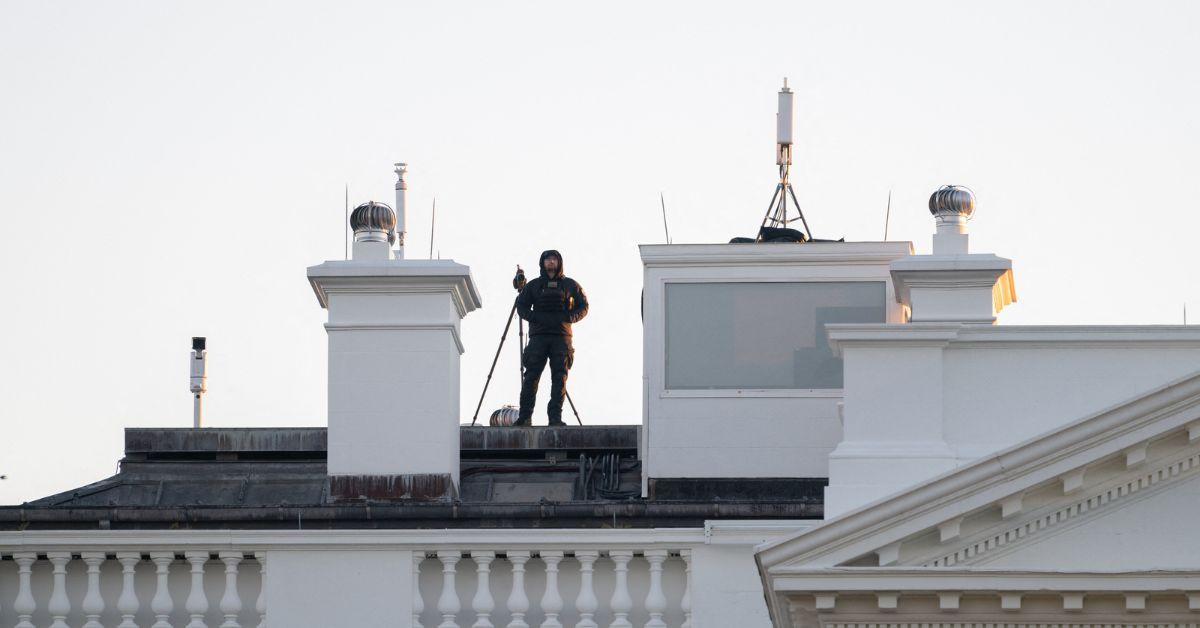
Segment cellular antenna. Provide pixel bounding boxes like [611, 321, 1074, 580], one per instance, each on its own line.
[756, 78, 813, 241]
[660, 192, 672, 244]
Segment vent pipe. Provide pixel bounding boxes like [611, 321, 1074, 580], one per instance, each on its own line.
[394, 162, 407, 259]
[189, 337, 207, 428]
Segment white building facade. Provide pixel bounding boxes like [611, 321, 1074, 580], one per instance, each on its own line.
[3, 178, 1199, 628]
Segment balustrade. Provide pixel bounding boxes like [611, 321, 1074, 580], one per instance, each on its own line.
[415, 548, 693, 628]
[0, 550, 266, 627]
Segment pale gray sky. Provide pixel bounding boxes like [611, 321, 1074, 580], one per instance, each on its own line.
[2, 1, 1198, 504]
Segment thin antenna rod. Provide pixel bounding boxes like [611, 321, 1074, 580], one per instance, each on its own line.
[883, 189, 892, 240]
[429, 197, 437, 259]
[660, 192, 672, 244]
[344, 184, 349, 260]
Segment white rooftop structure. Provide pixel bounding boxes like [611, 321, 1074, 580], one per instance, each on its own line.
[4, 93, 1200, 628]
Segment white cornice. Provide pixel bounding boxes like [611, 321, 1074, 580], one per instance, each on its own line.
[827, 324, 1200, 356]
[0, 527, 708, 552]
[769, 567, 1200, 590]
[756, 369, 1200, 573]
[306, 260, 482, 316]
[639, 242, 913, 268]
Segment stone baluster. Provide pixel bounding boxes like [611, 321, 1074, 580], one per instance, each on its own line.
[47, 552, 72, 628]
[116, 552, 142, 628]
[538, 551, 565, 628]
[680, 550, 693, 628]
[506, 551, 531, 628]
[82, 552, 107, 628]
[219, 551, 244, 628]
[414, 552, 426, 628]
[255, 552, 268, 628]
[185, 551, 211, 628]
[13, 552, 37, 628]
[574, 551, 599, 628]
[643, 550, 668, 628]
[471, 551, 496, 628]
[150, 552, 176, 628]
[608, 551, 633, 628]
[436, 550, 462, 628]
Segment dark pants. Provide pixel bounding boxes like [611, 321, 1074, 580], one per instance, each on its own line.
[517, 335, 573, 425]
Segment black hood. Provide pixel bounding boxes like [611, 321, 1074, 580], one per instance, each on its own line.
[538, 250, 563, 278]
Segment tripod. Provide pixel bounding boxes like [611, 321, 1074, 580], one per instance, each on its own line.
[470, 267, 583, 426]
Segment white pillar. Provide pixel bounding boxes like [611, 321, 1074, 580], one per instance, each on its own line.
[81, 552, 107, 628]
[47, 552, 71, 628]
[414, 553, 426, 628]
[117, 552, 142, 628]
[151, 552, 175, 628]
[506, 551, 531, 628]
[607, 551, 633, 628]
[308, 260, 481, 500]
[219, 551, 244, 628]
[13, 552, 37, 628]
[538, 551, 564, 628]
[574, 551, 599, 628]
[680, 550, 693, 628]
[471, 551, 496, 628]
[643, 550, 668, 628]
[255, 551, 267, 628]
[185, 551, 211, 628]
[437, 551, 462, 628]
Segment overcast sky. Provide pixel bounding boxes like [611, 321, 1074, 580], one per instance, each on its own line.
[2, 1, 1198, 504]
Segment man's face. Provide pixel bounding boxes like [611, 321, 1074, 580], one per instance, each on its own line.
[543, 256, 560, 275]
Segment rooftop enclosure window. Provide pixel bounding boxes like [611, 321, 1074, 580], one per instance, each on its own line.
[665, 281, 885, 389]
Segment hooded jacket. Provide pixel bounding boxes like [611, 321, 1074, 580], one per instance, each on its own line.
[516, 250, 589, 337]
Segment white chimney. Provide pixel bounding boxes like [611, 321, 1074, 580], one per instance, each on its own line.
[309, 164, 481, 501]
[890, 186, 1016, 323]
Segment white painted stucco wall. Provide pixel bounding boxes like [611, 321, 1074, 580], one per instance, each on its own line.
[826, 323, 1200, 516]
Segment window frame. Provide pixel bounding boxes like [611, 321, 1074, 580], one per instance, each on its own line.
[660, 277, 887, 396]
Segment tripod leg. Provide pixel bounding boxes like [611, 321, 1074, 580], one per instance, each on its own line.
[565, 389, 583, 426]
[470, 300, 519, 426]
[757, 184, 784, 241]
[786, 183, 813, 239]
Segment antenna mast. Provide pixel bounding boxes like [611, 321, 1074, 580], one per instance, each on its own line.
[757, 78, 813, 240]
[429, 197, 437, 258]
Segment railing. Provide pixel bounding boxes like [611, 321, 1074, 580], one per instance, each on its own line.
[414, 548, 692, 628]
[0, 550, 265, 627]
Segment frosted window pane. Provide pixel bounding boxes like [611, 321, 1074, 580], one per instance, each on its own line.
[665, 281, 885, 389]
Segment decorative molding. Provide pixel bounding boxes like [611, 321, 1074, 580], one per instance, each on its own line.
[324, 323, 464, 355]
[639, 242, 913, 269]
[758, 370, 1200, 574]
[938, 518, 963, 543]
[1000, 494, 1023, 519]
[922, 447, 1200, 567]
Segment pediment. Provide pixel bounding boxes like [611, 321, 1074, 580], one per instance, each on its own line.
[758, 370, 1200, 575]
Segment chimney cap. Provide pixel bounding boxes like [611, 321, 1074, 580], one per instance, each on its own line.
[929, 185, 975, 220]
[350, 201, 397, 244]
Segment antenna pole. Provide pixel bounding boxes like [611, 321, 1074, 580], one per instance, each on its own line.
[757, 79, 813, 240]
[884, 189, 892, 240]
[344, 184, 349, 260]
[429, 197, 437, 259]
[660, 192, 672, 244]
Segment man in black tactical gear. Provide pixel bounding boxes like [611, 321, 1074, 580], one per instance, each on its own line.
[514, 250, 588, 426]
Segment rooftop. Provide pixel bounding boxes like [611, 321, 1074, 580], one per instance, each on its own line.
[2, 427, 824, 530]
